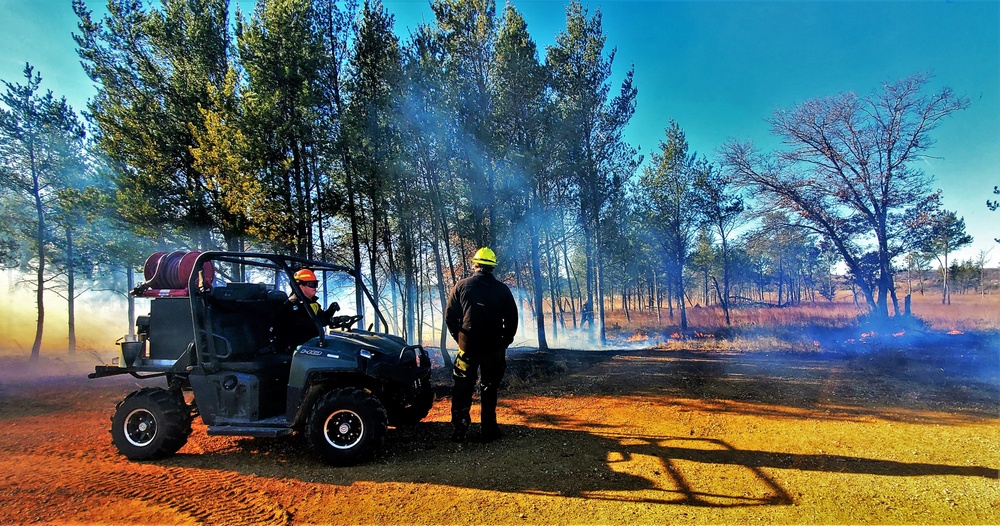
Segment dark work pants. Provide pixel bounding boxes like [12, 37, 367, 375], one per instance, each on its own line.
[451, 347, 507, 431]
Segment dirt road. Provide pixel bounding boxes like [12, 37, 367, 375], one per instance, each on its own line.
[1, 335, 997, 524]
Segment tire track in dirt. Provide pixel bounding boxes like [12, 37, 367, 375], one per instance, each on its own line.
[92, 465, 292, 525]
[1, 393, 291, 524]
[3, 453, 292, 525]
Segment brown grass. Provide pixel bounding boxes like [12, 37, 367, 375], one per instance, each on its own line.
[605, 293, 999, 332]
[903, 292, 1000, 332]
[607, 302, 866, 332]
[596, 292, 999, 352]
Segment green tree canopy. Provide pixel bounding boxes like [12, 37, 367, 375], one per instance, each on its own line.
[74, 0, 234, 246]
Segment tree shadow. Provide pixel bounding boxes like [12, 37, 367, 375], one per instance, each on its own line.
[165, 420, 996, 508]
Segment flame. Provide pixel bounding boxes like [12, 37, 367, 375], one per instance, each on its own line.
[626, 332, 649, 343]
[694, 332, 714, 339]
[670, 332, 683, 340]
[858, 331, 879, 342]
[947, 329, 964, 335]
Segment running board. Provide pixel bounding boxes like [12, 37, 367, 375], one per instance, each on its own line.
[206, 424, 293, 438]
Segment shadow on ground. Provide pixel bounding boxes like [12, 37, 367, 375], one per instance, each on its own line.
[164, 329, 999, 505]
[163, 419, 996, 509]
[507, 331, 1000, 425]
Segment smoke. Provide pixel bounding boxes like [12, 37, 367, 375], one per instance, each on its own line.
[510, 306, 647, 351]
[0, 269, 132, 357]
[366, 273, 645, 352]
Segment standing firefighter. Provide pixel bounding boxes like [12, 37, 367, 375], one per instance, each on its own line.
[445, 247, 519, 443]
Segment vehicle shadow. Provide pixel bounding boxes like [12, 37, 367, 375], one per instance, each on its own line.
[165, 420, 997, 508]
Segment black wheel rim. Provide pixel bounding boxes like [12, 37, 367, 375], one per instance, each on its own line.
[124, 408, 157, 447]
[323, 409, 364, 449]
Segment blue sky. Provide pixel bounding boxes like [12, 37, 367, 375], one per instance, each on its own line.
[2, 0, 998, 263]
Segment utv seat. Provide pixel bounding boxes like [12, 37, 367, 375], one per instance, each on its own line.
[205, 283, 288, 361]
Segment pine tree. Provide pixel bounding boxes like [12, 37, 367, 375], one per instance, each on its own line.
[546, 1, 638, 343]
[634, 121, 699, 329]
[0, 64, 88, 360]
[237, 0, 326, 257]
[343, 0, 404, 331]
[74, 0, 234, 247]
[492, 4, 550, 348]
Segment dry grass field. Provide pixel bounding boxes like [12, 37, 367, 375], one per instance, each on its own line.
[599, 291, 1000, 348]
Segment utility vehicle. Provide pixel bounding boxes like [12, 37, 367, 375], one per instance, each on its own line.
[90, 251, 433, 466]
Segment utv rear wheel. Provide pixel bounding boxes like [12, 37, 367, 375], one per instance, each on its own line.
[110, 388, 192, 460]
[307, 388, 387, 466]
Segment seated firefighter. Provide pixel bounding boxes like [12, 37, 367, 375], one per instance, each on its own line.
[268, 268, 339, 353]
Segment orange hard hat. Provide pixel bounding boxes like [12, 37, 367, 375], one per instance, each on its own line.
[294, 268, 317, 282]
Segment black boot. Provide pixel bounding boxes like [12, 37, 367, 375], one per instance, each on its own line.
[481, 424, 502, 443]
[451, 419, 469, 443]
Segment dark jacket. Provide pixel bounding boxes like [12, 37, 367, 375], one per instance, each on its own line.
[269, 294, 323, 352]
[445, 270, 518, 354]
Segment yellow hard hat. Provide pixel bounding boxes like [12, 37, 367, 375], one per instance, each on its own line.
[471, 247, 497, 267]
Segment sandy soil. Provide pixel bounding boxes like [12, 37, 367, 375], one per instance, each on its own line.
[1, 332, 998, 524]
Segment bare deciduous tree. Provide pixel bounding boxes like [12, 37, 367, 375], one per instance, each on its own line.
[722, 74, 969, 320]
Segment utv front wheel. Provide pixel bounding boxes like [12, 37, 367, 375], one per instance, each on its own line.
[386, 382, 435, 426]
[307, 388, 387, 466]
[110, 388, 192, 460]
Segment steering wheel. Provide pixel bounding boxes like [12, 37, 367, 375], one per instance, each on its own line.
[328, 314, 363, 331]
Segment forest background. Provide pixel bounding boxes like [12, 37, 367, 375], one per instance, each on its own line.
[1, 0, 998, 362]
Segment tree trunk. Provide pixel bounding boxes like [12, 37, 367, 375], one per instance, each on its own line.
[595, 232, 607, 346]
[652, 269, 661, 324]
[67, 228, 76, 355]
[875, 225, 895, 318]
[431, 211, 454, 370]
[941, 250, 950, 305]
[367, 192, 381, 333]
[721, 241, 731, 326]
[584, 229, 596, 337]
[530, 225, 548, 350]
[400, 227, 414, 342]
[514, 260, 529, 341]
[30, 146, 44, 362]
[560, 223, 578, 329]
[544, 229, 561, 340]
[777, 259, 784, 306]
[677, 267, 688, 330]
[622, 283, 631, 323]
